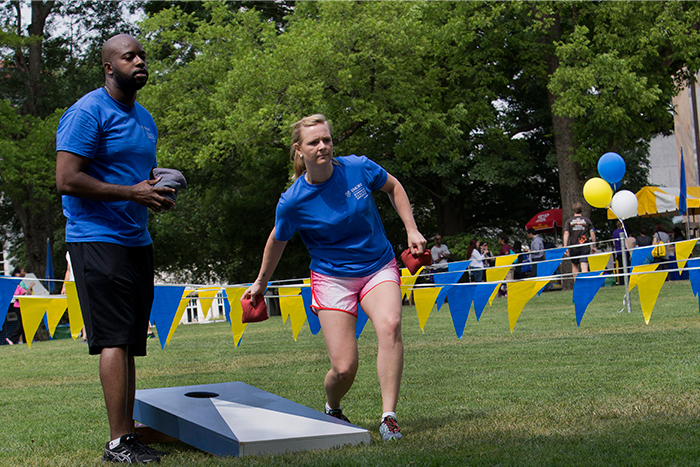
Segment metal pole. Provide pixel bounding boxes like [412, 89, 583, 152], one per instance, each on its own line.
[619, 230, 632, 314]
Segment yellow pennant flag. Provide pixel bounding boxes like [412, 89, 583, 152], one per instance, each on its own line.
[196, 287, 221, 320]
[413, 286, 442, 332]
[487, 254, 518, 305]
[224, 287, 247, 347]
[629, 264, 657, 292]
[400, 268, 421, 301]
[638, 269, 669, 324]
[46, 298, 68, 337]
[64, 281, 83, 340]
[17, 297, 52, 349]
[165, 289, 192, 346]
[506, 280, 549, 333]
[675, 239, 697, 269]
[588, 252, 612, 272]
[279, 287, 305, 341]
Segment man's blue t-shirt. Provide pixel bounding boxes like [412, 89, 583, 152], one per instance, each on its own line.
[275, 155, 394, 277]
[56, 88, 158, 247]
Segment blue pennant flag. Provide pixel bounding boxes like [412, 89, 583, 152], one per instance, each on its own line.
[150, 286, 186, 349]
[45, 239, 54, 293]
[572, 272, 606, 326]
[679, 148, 687, 215]
[472, 283, 498, 321]
[447, 284, 476, 338]
[687, 257, 700, 298]
[0, 277, 22, 327]
[356, 304, 368, 340]
[300, 288, 321, 335]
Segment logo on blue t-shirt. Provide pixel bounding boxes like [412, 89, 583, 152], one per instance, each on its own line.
[350, 183, 369, 200]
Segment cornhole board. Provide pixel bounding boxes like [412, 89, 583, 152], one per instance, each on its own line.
[133, 381, 370, 457]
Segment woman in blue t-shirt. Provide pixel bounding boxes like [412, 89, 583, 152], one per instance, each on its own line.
[243, 114, 426, 441]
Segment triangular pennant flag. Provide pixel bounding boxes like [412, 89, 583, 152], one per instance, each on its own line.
[279, 287, 301, 324]
[64, 281, 83, 339]
[507, 280, 548, 333]
[435, 261, 470, 310]
[629, 262, 657, 293]
[572, 272, 606, 326]
[0, 277, 21, 327]
[279, 287, 305, 341]
[588, 252, 611, 272]
[638, 268, 668, 324]
[356, 304, 369, 340]
[400, 268, 421, 301]
[223, 288, 232, 323]
[413, 286, 442, 332]
[473, 283, 499, 321]
[300, 287, 321, 335]
[446, 284, 476, 338]
[537, 249, 566, 296]
[150, 285, 187, 349]
[538, 248, 567, 277]
[46, 298, 68, 337]
[17, 297, 52, 349]
[224, 287, 247, 346]
[435, 285, 453, 311]
[675, 239, 697, 269]
[195, 287, 220, 320]
[434, 261, 470, 285]
[487, 254, 518, 305]
[630, 246, 654, 267]
[687, 258, 700, 297]
[165, 290, 192, 346]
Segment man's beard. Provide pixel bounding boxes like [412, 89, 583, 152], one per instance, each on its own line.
[113, 67, 147, 93]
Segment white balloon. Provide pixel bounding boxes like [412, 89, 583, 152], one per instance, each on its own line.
[610, 190, 638, 220]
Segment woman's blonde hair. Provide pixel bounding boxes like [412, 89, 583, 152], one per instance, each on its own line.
[290, 114, 334, 181]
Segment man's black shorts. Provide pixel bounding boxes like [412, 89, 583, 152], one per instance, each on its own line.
[568, 246, 590, 266]
[67, 242, 154, 356]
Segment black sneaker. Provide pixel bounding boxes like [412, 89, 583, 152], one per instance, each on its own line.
[137, 441, 170, 458]
[325, 407, 350, 423]
[102, 433, 160, 463]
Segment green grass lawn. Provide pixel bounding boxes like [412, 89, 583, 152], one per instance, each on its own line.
[2, 280, 700, 466]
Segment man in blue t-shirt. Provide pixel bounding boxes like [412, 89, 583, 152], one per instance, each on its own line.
[55, 34, 174, 464]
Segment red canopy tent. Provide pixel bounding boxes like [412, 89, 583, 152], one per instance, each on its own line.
[525, 208, 562, 243]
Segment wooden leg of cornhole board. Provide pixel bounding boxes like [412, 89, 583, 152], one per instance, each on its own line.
[133, 381, 370, 457]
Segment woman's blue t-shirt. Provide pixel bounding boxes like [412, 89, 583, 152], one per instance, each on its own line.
[56, 88, 158, 247]
[275, 155, 394, 277]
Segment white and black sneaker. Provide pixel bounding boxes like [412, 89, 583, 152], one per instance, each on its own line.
[102, 433, 160, 463]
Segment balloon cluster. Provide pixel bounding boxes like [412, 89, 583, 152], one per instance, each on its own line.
[582, 152, 638, 219]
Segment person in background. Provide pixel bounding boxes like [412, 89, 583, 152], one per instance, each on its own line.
[527, 228, 545, 277]
[496, 234, 514, 296]
[563, 201, 596, 278]
[242, 114, 426, 441]
[55, 34, 174, 463]
[636, 227, 653, 247]
[652, 223, 671, 269]
[430, 234, 451, 279]
[466, 238, 486, 282]
[5, 267, 34, 345]
[673, 227, 685, 242]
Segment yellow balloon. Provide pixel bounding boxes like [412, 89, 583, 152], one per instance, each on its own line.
[583, 177, 613, 208]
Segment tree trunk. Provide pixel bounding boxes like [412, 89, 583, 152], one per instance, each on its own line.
[544, 8, 589, 289]
[432, 192, 466, 237]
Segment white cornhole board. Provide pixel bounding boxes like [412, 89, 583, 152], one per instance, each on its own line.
[133, 381, 370, 457]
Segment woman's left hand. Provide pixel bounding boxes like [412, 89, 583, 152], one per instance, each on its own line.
[407, 230, 427, 255]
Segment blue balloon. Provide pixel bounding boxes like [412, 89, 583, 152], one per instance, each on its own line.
[598, 152, 626, 184]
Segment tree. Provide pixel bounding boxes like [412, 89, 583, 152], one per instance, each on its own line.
[513, 2, 700, 222]
[139, 1, 560, 281]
